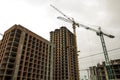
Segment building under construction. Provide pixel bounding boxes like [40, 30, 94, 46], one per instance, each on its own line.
[89, 59, 120, 80]
[0, 24, 53, 80]
[50, 27, 79, 80]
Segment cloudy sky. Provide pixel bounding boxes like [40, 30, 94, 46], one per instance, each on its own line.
[0, 0, 120, 79]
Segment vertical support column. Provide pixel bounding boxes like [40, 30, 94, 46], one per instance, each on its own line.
[95, 67, 98, 80]
[13, 32, 25, 80]
[50, 44, 54, 80]
[50, 32, 54, 80]
[72, 23, 79, 80]
[87, 69, 90, 80]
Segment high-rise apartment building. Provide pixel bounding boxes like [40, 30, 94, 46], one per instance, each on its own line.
[0, 24, 53, 80]
[50, 27, 79, 80]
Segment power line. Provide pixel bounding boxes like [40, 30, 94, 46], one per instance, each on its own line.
[79, 47, 120, 59]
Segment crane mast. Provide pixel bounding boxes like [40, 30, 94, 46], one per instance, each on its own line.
[97, 27, 114, 79]
[50, 4, 115, 80]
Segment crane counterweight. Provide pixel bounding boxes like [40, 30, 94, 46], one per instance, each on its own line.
[109, 35, 115, 38]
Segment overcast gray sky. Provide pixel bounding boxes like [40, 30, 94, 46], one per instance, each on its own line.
[0, 0, 120, 79]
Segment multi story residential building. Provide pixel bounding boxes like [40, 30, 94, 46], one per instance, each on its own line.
[0, 24, 53, 80]
[50, 27, 79, 80]
[89, 59, 120, 80]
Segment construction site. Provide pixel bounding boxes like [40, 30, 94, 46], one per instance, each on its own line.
[0, 24, 80, 80]
[0, 0, 120, 80]
[0, 22, 120, 80]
